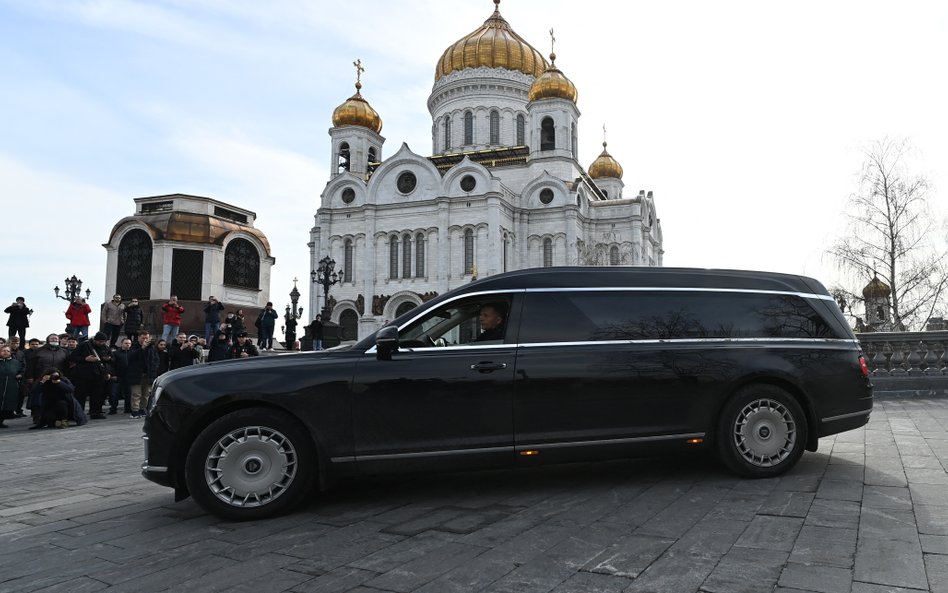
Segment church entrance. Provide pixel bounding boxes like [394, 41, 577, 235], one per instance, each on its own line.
[339, 309, 358, 341]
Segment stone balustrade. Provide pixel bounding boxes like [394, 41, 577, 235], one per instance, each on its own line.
[856, 330, 948, 376]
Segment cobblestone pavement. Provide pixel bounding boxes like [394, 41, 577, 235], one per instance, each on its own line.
[2, 397, 947, 593]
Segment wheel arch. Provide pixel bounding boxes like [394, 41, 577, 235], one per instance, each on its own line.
[718, 375, 819, 452]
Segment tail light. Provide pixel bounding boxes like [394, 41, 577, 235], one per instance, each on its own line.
[858, 355, 870, 377]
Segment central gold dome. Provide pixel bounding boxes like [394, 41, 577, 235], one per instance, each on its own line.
[435, 0, 549, 81]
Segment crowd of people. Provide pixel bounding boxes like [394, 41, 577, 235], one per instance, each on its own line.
[0, 294, 268, 430]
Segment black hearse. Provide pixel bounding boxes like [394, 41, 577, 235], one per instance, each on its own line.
[142, 267, 872, 520]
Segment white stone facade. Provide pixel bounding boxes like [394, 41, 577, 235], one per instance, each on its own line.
[310, 29, 664, 341]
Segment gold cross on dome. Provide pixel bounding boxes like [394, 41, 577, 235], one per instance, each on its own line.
[549, 28, 555, 55]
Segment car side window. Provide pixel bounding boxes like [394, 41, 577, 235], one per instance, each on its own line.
[399, 295, 513, 347]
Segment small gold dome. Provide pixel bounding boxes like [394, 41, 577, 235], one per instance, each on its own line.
[588, 142, 624, 179]
[528, 53, 578, 103]
[863, 275, 891, 299]
[331, 82, 383, 133]
[435, 0, 548, 82]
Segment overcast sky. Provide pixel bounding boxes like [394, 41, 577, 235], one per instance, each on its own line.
[2, 0, 946, 338]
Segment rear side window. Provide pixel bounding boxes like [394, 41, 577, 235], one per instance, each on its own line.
[519, 291, 841, 343]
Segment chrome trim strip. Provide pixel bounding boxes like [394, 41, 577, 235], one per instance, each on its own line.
[329, 456, 356, 463]
[517, 338, 859, 348]
[524, 286, 835, 301]
[141, 465, 168, 473]
[821, 408, 873, 423]
[519, 432, 706, 451]
[366, 343, 514, 355]
[356, 445, 515, 462]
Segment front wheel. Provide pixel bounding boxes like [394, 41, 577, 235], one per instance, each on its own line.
[185, 408, 316, 521]
[716, 385, 807, 478]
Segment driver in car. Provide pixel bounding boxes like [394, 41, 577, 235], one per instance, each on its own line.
[476, 302, 507, 342]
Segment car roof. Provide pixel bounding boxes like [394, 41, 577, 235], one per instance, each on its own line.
[460, 266, 828, 295]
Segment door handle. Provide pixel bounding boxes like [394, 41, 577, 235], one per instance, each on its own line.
[470, 362, 507, 372]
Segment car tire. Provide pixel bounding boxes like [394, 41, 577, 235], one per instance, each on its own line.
[185, 408, 316, 521]
[716, 385, 807, 478]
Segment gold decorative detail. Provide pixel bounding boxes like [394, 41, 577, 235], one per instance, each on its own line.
[435, 1, 548, 81]
[588, 140, 624, 180]
[863, 275, 891, 299]
[527, 30, 578, 103]
[332, 58, 383, 132]
[108, 212, 273, 256]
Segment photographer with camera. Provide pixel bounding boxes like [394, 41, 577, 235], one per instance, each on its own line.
[5, 296, 33, 344]
[203, 296, 225, 344]
[65, 296, 92, 340]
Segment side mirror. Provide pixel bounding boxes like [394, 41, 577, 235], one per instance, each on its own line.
[375, 325, 399, 361]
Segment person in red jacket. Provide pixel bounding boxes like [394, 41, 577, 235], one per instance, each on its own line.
[65, 296, 92, 340]
[161, 295, 185, 343]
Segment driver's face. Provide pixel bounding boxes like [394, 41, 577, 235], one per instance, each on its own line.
[479, 306, 503, 331]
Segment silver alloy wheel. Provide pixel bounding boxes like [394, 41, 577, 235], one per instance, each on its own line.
[204, 426, 298, 507]
[732, 398, 796, 467]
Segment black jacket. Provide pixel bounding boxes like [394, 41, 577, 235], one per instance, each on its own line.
[4, 303, 31, 329]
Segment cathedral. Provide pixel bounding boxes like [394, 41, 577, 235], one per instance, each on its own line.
[309, 0, 664, 340]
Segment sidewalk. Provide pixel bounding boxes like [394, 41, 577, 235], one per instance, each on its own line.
[1, 397, 946, 592]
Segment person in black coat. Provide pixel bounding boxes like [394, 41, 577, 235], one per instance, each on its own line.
[168, 333, 199, 370]
[207, 330, 231, 362]
[68, 332, 113, 418]
[124, 298, 144, 342]
[29, 371, 74, 429]
[4, 297, 32, 344]
[228, 332, 259, 358]
[109, 338, 133, 414]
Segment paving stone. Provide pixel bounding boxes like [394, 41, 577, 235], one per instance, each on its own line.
[914, 504, 948, 536]
[634, 485, 729, 539]
[287, 566, 378, 592]
[920, 534, 948, 555]
[481, 557, 574, 593]
[862, 486, 914, 510]
[583, 535, 675, 578]
[734, 515, 803, 552]
[413, 556, 517, 593]
[778, 562, 852, 593]
[670, 517, 748, 557]
[700, 546, 787, 593]
[815, 478, 864, 502]
[704, 492, 767, 521]
[363, 541, 485, 592]
[789, 525, 857, 569]
[624, 550, 718, 593]
[905, 467, 948, 485]
[910, 483, 948, 507]
[758, 491, 815, 518]
[851, 582, 931, 593]
[548, 570, 628, 593]
[804, 498, 861, 529]
[854, 536, 928, 590]
[925, 553, 948, 593]
[859, 507, 921, 543]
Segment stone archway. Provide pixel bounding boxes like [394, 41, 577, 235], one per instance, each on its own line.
[339, 309, 359, 341]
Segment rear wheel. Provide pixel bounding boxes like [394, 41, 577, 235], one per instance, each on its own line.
[717, 385, 807, 478]
[185, 408, 316, 520]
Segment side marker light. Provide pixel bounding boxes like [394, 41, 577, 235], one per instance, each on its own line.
[519, 450, 539, 457]
[686, 438, 704, 444]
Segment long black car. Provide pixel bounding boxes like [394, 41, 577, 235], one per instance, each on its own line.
[142, 267, 873, 520]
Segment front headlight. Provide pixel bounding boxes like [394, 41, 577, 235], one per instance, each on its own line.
[147, 382, 164, 414]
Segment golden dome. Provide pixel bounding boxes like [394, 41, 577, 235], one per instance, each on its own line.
[528, 53, 578, 103]
[435, 0, 548, 82]
[588, 142, 624, 179]
[331, 82, 383, 133]
[863, 275, 891, 299]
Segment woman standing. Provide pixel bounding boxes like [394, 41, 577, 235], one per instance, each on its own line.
[155, 340, 170, 376]
[0, 345, 23, 428]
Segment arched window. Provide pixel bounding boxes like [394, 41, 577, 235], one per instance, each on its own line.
[395, 301, 417, 318]
[415, 232, 425, 277]
[516, 114, 525, 146]
[344, 239, 354, 281]
[402, 233, 412, 279]
[543, 238, 553, 267]
[540, 117, 555, 151]
[571, 123, 577, 156]
[389, 236, 398, 279]
[339, 309, 358, 341]
[463, 228, 475, 275]
[444, 116, 452, 151]
[610, 245, 620, 266]
[463, 111, 474, 145]
[502, 233, 509, 272]
[338, 142, 350, 173]
[224, 238, 260, 289]
[116, 229, 153, 299]
[368, 147, 378, 173]
[489, 110, 500, 145]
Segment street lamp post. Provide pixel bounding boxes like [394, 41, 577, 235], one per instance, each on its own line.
[309, 256, 344, 348]
[53, 275, 91, 302]
[283, 278, 303, 351]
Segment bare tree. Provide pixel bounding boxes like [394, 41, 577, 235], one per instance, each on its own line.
[829, 137, 947, 330]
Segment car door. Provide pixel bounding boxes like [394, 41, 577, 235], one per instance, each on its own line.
[351, 292, 521, 473]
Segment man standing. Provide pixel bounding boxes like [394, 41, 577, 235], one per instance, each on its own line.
[4, 297, 32, 343]
[65, 296, 92, 339]
[168, 332, 198, 370]
[309, 315, 324, 351]
[202, 296, 225, 344]
[102, 294, 126, 347]
[128, 331, 159, 418]
[68, 332, 112, 418]
[256, 302, 279, 351]
[109, 338, 133, 415]
[124, 298, 144, 342]
[228, 332, 260, 358]
[161, 295, 184, 343]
